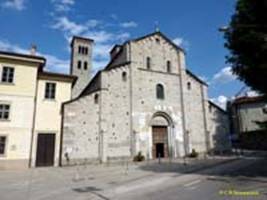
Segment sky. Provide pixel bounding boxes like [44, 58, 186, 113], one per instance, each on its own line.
[0, 0, 246, 109]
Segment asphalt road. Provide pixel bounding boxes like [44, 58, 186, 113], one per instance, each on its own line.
[113, 158, 267, 200]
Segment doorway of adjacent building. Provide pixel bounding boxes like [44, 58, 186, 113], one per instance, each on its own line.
[152, 126, 168, 158]
[36, 133, 55, 167]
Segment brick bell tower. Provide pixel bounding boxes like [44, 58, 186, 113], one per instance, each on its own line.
[70, 36, 94, 99]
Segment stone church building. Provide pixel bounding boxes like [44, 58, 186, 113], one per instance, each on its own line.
[61, 31, 230, 165]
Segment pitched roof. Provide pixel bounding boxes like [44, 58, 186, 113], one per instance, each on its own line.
[0, 50, 46, 67]
[233, 95, 267, 105]
[79, 70, 102, 97]
[38, 71, 77, 85]
[208, 100, 227, 114]
[186, 69, 208, 86]
[132, 31, 185, 53]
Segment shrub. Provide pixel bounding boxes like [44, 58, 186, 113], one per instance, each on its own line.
[188, 149, 199, 158]
[133, 151, 145, 162]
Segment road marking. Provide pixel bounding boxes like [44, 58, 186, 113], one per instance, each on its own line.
[183, 179, 201, 187]
[116, 176, 171, 194]
[186, 186, 198, 190]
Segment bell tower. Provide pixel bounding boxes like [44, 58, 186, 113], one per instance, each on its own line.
[70, 36, 93, 99]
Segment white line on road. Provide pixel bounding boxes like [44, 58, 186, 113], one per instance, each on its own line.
[186, 186, 199, 190]
[183, 179, 201, 187]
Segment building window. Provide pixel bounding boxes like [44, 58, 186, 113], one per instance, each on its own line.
[77, 61, 82, 69]
[0, 136, 6, 155]
[84, 61, 88, 70]
[155, 38, 160, 44]
[167, 61, 171, 73]
[1, 67, 14, 83]
[146, 57, 151, 69]
[45, 82, 56, 99]
[122, 71, 127, 81]
[84, 47, 88, 55]
[78, 46, 82, 54]
[156, 84, 164, 100]
[0, 104, 10, 120]
[94, 94, 99, 104]
[187, 82, 191, 90]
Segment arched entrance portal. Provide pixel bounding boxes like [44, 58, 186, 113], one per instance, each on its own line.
[150, 112, 174, 159]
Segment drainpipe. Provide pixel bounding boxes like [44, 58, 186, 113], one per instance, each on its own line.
[28, 71, 39, 168]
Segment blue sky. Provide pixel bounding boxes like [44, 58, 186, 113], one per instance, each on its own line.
[0, 0, 245, 108]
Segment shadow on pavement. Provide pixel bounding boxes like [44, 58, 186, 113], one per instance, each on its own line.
[138, 156, 267, 181]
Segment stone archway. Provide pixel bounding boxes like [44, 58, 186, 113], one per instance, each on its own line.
[150, 112, 174, 159]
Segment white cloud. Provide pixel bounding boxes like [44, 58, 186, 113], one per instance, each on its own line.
[212, 66, 237, 84]
[246, 90, 259, 97]
[52, 16, 88, 36]
[173, 37, 190, 50]
[1, 0, 26, 11]
[116, 32, 130, 41]
[50, 16, 132, 72]
[93, 44, 113, 59]
[51, 0, 75, 12]
[210, 95, 228, 110]
[173, 37, 184, 46]
[86, 19, 101, 28]
[84, 31, 114, 43]
[120, 21, 138, 28]
[0, 39, 69, 73]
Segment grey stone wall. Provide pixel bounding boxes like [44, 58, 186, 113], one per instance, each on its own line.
[183, 74, 207, 153]
[207, 103, 231, 152]
[100, 64, 132, 161]
[62, 93, 100, 165]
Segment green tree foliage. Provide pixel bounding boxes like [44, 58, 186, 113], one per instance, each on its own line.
[224, 0, 267, 94]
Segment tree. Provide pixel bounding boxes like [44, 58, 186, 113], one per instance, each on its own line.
[224, 0, 267, 95]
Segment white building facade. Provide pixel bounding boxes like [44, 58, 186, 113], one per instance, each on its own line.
[0, 51, 76, 169]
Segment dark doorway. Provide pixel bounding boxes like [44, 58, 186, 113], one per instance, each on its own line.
[152, 126, 168, 159]
[156, 143, 164, 158]
[36, 133, 55, 167]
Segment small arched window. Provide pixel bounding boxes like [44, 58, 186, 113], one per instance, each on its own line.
[122, 71, 127, 81]
[187, 82, 191, 90]
[167, 61, 171, 73]
[94, 94, 99, 104]
[84, 47, 88, 55]
[146, 57, 151, 69]
[84, 61, 88, 70]
[77, 60, 82, 69]
[156, 84, 164, 100]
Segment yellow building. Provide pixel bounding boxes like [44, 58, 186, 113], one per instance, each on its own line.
[0, 51, 76, 169]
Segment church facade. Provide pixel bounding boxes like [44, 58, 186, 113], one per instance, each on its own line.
[61, 31, 230, 165]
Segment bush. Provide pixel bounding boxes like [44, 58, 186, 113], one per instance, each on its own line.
[188, 149, 198, 158]
[133, 151, 145, 162]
